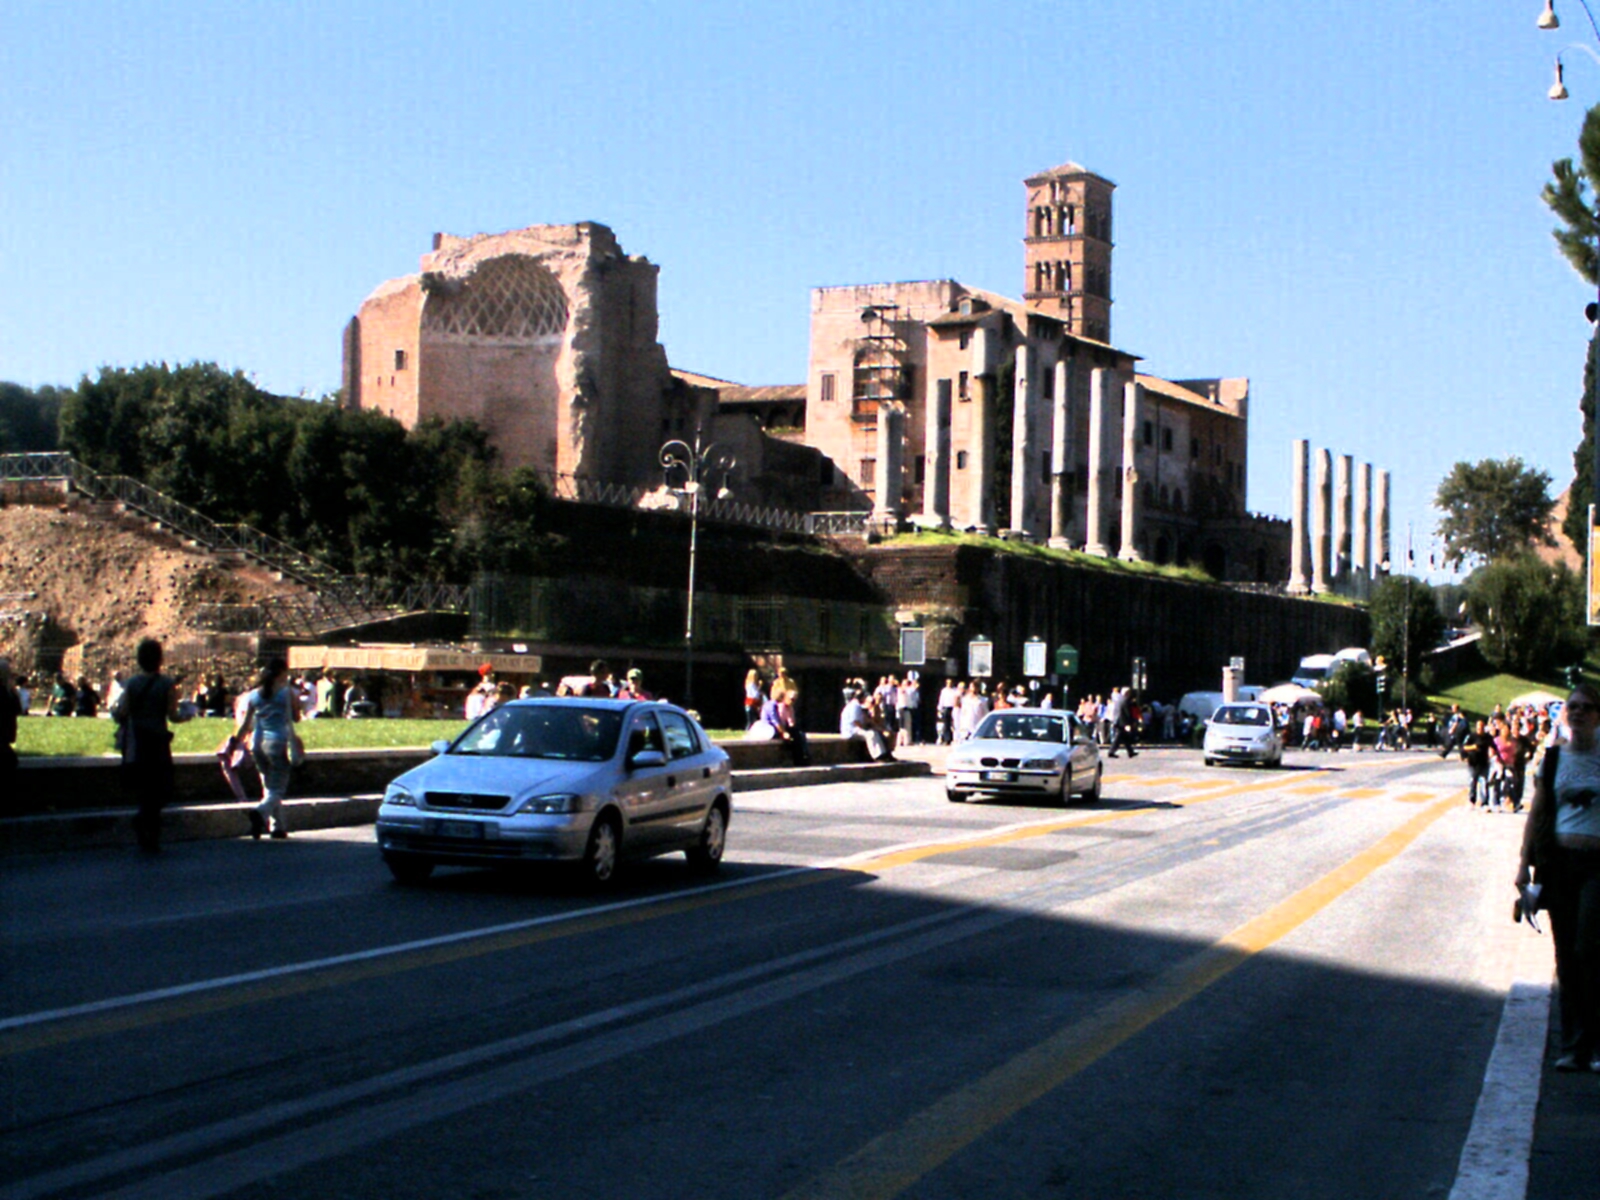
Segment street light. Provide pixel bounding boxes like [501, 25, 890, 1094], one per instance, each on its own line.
[660, 430, 736, 710]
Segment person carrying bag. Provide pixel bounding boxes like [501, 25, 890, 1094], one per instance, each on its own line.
[1516, 682, 1600, 1071]
[227, 658, 301, 840]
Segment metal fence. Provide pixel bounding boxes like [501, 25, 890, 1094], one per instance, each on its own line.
[533, 469, 818, 535]
[0, 452, 471, 635]
[469, 574, 898, 657]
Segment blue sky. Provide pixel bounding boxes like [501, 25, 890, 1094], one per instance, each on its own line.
[3, 1, 1596, 578]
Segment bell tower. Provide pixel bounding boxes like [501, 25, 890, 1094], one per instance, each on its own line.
[1023, 162, 1115, 343]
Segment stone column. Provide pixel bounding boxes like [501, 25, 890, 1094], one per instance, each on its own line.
[1353, 461, 1372, 596]
[1311, 448, 1332, 594]
[1375, 468, 1391, 576]
[918, 379, 951, 530]
[1008, 343, 1034, 538]
[1334, 453, 1353, 592]
[971, 328, 995, 535]
[1288, 439, 1310, 593]
[873, 401, 905, 527]
[1084, 367, 1113, 556]
[1119, 380, 1144, 561]
[1049, 358, 1073, 547]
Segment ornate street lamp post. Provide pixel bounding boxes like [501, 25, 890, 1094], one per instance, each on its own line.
[660, 431, 735, 710]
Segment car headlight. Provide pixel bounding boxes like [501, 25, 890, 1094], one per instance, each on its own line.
[384, 783, 417, 807]
[1022, 758, 1060, 771]
[518, 793, 581, 815]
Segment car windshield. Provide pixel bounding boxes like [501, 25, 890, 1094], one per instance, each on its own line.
[1213, 706, 1270, 727]
[451, 705, 622, 761]
[975, 713, 1070, 743]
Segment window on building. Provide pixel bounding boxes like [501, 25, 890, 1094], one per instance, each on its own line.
[1191, 437, 1200, 461]
[958, 331, 970, 351]
[956, 450, 969, 470]
[860, 458, 876, 485]
[1142, 420, 1154, 447]
[914, 455, 925, 484]
[1042, 452, 1052, 484]
[394, 349, 407, 371]
[1162, 427, 1173, 452]
[958, 370, 970, 401]
[820, 373, 835, 403]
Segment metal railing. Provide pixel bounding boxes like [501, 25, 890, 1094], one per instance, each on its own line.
[531, 469, 816, 535]
[806, 511, 872, 538]
[0, 453, 470, 635]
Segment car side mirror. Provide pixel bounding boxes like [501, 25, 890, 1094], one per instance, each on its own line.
[431, 740, 451, 755]
[630, 749, 667, 770]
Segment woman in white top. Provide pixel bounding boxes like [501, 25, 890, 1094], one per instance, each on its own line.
[1518, 682, 1600, 1070]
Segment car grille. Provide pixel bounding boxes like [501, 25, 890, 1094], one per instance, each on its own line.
[392, 835, 527, 858]
[424, 792, 512, 813]
[978, 757, 1025, 769]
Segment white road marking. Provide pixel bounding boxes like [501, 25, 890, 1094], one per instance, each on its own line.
[1448, 980, 1551, 1200]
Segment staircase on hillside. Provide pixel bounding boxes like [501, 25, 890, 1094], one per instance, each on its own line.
[0, 452, 469, 638]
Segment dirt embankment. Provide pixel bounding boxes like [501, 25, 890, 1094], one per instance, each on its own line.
[0, 496, 309, 689]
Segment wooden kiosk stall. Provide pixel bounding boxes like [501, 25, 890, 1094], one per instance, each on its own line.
[287, 646, 544, 718]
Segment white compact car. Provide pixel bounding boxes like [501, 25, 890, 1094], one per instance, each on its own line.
[945, 708, 1102, 805]
[376, 698, 732, 885]
[1202, 702, 1283, 767]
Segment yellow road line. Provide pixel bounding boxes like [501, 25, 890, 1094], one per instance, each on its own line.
[1393, 791, 1439, 804]
[1338, 788, 1386, 800]
[782, 789, 1465, 1200]
[0, 768, 1332, 1057]
[1285, 784, 1336, 795]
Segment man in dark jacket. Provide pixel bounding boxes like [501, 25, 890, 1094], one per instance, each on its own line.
[1461, 719, 1491, 808]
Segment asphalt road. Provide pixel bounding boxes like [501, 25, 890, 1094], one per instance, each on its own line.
[0, 748, 1544, 1199]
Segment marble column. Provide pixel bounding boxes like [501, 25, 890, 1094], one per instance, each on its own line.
[1288, 439, 1310, 593]
[1375, 468, 1391, 575]
[1049, 358, 1073, 547]
[1311, 447, 1332, 594]
[918, 378, 951, 530]
[1084, 367, 1113, 556]
[1119, 379, 1144, 561]
[873, 401, 905, 526]
[971, 328, 995, 535]
[1008, 343, 1035, 538]
[1353, 462, 1372, 596]
[1334, 453, 1353, 592]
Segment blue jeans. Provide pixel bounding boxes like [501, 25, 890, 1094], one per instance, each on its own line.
[253, 738, 293, 832]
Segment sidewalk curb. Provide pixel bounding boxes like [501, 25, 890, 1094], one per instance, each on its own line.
[0, 760, 932, 855]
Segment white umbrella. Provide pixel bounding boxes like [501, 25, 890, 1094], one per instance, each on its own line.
[1509, 690, 1564, 710]
[1257, 683, 1322, 705]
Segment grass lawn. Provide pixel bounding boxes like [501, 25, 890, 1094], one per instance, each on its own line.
[1428, 665, 1596, 722]
[15, 716, 471, 759]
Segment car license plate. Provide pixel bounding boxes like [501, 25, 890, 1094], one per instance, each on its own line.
[433, 820, 483, 839]
[983, 770, 1013, 782]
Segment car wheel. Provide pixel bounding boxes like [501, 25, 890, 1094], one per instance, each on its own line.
[1084, 763, 1102, 804]
[386, 856, 434, 886]
[686, 801, 728, 873]
[583, 815, 621, 886]
[946, 789, 968, 803]
[1203, 756, 1215, 767]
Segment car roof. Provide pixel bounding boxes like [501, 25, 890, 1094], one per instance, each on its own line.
[983, 707, 1070, 717]
[503, 697, 676, 714]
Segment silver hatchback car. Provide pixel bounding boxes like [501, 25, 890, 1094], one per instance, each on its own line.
[376, 698, 732, 885]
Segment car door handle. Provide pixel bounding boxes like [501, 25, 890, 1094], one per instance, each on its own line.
[667, 776, 677, 788]
[703, 767, 712, 779]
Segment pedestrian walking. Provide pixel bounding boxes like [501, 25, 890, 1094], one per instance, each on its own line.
[228, 658, 302, 840]
[111, 638, 191, 853]
[1462, 720, 1491, 808]
[1516, 683, 1600, 1070]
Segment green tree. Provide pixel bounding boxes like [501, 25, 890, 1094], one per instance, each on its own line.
[1369, 575, 1446, 686]
[1544, 102, 1600, 549]
[1465, 554, 1586, 676]
[0, 382, 65, 453]
[1434, 458, 1554, 570]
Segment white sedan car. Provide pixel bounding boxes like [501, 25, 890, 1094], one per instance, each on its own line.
[945, 708, 1102, 805]
[1202, 702, 1284, 767]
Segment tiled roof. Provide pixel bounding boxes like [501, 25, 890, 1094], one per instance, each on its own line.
[1136, 373, 1237, 415]
[719, 384, 805, 403]
[670, 368, 739, 388]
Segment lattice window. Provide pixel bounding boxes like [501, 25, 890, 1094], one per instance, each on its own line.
[422, 256, 569, 344]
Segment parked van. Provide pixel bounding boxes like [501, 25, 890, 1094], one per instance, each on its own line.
[1291, 655, 1335, 689]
